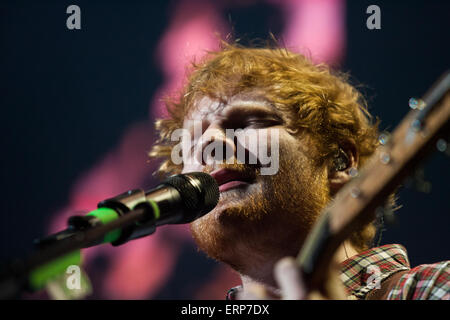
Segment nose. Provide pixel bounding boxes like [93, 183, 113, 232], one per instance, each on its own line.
[195, 123, 236, 166]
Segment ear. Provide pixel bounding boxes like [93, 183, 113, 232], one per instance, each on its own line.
[328, 143, 358, 195]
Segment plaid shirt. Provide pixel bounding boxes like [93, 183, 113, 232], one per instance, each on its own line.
[341, 244, 450, 300]
[227, 244, 450, 300]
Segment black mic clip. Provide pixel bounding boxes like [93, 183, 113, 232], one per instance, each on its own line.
[35, 188, 159, 249]
[97, 189, 157, 246]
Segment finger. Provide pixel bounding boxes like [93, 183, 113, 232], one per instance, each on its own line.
[307, 291, 327, 300]
[324, 271, 347, 300]
[274, 257, 306, 300]
[323, 261, 347, 300]
[235, 283, 269, 300]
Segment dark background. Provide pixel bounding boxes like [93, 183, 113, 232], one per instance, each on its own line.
[0, 0, 449, 297]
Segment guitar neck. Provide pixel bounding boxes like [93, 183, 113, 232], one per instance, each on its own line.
[297, 73, 450, 289]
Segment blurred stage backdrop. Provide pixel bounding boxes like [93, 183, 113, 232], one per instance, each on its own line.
[0, 0, 449, 299]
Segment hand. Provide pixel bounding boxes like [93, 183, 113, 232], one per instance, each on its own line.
[236, 257, 347, 300]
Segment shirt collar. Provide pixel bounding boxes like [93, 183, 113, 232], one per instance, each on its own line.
[226, 244, 411, 300]
[339, 244, 411, 299]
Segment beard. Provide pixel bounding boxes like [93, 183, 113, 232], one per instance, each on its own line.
[190, 143, 331, 277]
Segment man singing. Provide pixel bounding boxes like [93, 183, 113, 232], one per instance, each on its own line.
[150, 43, 450, 300]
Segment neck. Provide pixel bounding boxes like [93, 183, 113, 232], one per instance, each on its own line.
[238, 241, 359, 296]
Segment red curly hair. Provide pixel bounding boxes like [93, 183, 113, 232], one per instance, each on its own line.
[150, 42, 381, 251]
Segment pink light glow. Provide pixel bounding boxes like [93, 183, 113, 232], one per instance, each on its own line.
[151, 0, 228, 119]
[271, 0, 346, 65]
[49, 0, 230, 299]
[48, 0, 346, 299]
[102, 232, 181, 299]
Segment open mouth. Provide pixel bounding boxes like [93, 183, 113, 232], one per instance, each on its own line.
[210, 168, 256, 192]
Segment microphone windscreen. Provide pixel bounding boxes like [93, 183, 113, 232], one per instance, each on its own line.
[163, 172, 219, 223]
[185, 172, 219, 214]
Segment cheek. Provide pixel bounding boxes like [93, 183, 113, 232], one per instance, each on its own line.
[234, 128, 284, 158]
[258, 128, 298, 151]
[267, 129, 300, 163]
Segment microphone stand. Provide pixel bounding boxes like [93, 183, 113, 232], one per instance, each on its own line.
[0, 171, 220, 299]
[0, 201, 157, 299]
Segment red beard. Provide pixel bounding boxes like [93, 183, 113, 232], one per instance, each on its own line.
[190, 151, 331, 276]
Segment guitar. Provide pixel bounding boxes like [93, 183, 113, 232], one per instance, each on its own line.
[297, 71, 450, 292]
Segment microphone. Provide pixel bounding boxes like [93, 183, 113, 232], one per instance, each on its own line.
[0, 172, 219, 298]
[36, 172, 219, 247]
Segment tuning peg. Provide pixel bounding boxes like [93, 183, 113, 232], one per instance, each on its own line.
[349, 167, 359, 178]
[409, 97, 426, 110]
[378, 131, 391, 146]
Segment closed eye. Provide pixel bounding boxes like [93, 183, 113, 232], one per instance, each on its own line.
[245, 118, 282, 128]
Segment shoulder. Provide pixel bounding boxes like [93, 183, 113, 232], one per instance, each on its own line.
[387, 261, 450, 300]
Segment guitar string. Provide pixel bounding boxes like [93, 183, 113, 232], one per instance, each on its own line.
[344, 242, 349, 260]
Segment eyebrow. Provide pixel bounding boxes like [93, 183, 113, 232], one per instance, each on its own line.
[227, 99, 275, 110]
[184, 98, 284, 123]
